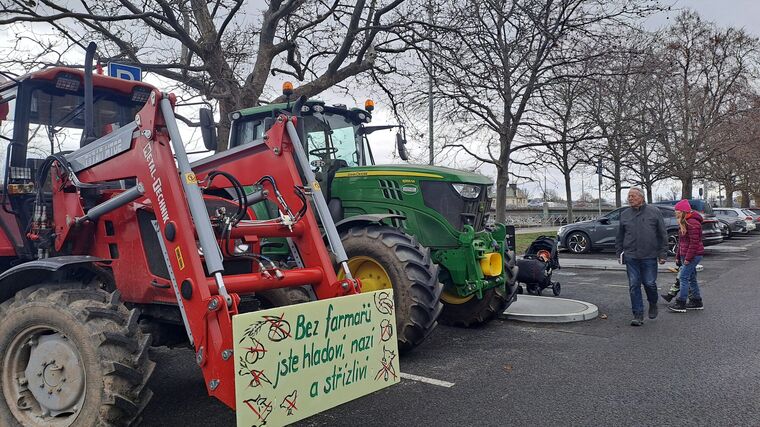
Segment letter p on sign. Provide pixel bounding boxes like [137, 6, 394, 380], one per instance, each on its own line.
[108, 62, 142, 81]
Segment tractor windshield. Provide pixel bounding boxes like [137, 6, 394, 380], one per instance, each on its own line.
[0, 77, 145, 178]
[25, 85, 141, 155]
[303, 112, 361, 167]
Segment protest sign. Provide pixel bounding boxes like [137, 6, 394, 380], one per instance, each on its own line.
[233, 290, 400, 426]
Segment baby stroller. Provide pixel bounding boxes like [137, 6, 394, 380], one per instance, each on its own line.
[515, 236, 561, 296]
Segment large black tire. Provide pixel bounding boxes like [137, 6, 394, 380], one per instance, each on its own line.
[339, 224, 443, 353]
[438, 249, 518, 327]
[256, 287, 312, 308]
[439, 284, 509, 327]
[504, 250, 519, 303]
[0, 284, 154, 427]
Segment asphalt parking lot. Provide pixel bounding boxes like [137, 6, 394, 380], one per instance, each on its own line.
[143, 233, 760, 426]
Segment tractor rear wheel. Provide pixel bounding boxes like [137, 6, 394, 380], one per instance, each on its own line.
[0, 284, 154, 427]
[338, 224, 443, 353]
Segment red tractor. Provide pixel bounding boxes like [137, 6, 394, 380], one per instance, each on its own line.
[0, 43, 360, 425]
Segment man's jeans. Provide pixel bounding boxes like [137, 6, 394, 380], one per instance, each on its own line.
[677, 255, 703, 302]
[625, 257, 659, 316]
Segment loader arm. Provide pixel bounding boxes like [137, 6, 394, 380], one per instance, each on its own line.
[51, 89, 358, 409]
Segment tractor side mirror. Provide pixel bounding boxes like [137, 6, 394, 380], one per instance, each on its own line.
[396, 132, 409, 161]
[199, 108, 217, 151]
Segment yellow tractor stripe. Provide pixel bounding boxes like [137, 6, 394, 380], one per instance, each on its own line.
[334, 171, 444, 179]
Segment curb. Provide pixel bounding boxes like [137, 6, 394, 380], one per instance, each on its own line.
[559, 263, 674, 272]
[502, 295, 599, 323]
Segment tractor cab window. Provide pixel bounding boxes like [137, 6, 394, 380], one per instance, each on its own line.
[235, 120, 264, 146]
[0, 85, 17, 181]
[303, 112, 360, 167]
[0, 86, 16, 142]
[26, 86, 139, 157]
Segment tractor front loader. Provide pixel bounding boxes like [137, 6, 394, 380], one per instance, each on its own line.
[0, 43, 359, 426]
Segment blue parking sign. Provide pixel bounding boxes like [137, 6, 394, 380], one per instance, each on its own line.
[108, 62, 142, 81]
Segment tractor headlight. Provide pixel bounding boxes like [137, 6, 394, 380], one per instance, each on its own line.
[452, 183, 481, 199]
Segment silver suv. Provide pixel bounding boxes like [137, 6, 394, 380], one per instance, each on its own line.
[713, 208, 756, 234]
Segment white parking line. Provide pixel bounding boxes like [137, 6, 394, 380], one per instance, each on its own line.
[400, 372, 455, 388]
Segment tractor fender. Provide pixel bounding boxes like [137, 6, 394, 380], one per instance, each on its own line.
[0, 256, 108, 303]
[333, 214, 405, 233]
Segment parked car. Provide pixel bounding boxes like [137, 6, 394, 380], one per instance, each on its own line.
[713, 208, 756, 234]
[740, 209, 760, 230]
[716, 217, 746, 239]
[717, 220, 730, 239]
[652, 199, 723, 247]
[558, 205, 679, 255]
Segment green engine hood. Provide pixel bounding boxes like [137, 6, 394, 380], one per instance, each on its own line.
[333, 164, 493, 185]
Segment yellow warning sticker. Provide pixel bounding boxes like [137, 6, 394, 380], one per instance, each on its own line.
[185, 172, 197, 184]
[175, 246, 185, 270]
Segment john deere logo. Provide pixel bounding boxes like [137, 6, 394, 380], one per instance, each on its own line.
[401, 185, 418, 194]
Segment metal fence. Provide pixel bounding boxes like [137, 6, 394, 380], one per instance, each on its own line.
[500, 208, 612, 227]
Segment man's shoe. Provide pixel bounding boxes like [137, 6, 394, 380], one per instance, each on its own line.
[686, 298, 704, 310]
[648, 304, 658, 319]
[630, 314, 644, 326]
[667, 299, 686, 313]
[661, 293, 675, 303]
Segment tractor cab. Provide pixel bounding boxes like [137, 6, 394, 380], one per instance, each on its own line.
[228, 99, 408, 196]
[0, 67, 154, 257]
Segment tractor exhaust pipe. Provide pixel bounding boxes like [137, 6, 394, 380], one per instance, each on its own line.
[82, 41, 97, 147]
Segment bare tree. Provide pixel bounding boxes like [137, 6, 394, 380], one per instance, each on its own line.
[0, 0, 416, 149]
[524, 71, 595, 222]
[655, 10, 759, 198]
[393, 0, 663, 222]
[581, 30, 660, 207]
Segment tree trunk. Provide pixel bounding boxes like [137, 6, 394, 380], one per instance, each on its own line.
[564, 173, 574, 223]
[725, 183, 735, 207]
[741, 190, 750, 208]
[681, 176, 693, 200]
[215, 98, 236, 151]
[495, 168, 508, 223]
[614, 165, 622, 207]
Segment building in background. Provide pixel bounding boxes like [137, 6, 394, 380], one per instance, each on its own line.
[506, 183, 528, 207]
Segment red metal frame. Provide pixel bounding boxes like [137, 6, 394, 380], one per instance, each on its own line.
[50, 90, 359, 409]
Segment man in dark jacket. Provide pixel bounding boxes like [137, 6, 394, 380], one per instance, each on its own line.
[615, 187, 668, 326]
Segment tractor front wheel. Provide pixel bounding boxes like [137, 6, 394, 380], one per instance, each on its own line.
[438, 251, 518, 327]
[439, 285, 509, 327]
[0, 284, 154, 427]
[338, 224, 443, 353]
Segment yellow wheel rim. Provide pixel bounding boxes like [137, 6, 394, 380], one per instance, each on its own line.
[440, 288, 474, 305]
[338, 256, 392, 292]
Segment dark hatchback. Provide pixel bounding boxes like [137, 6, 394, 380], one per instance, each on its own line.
[654, 199, 723, 247]
[557, 204, 722, 254]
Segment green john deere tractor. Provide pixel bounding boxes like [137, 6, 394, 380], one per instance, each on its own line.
[222, 98, 518, 351]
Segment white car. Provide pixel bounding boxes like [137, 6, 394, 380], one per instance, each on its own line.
[713, 208, 756, 232]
